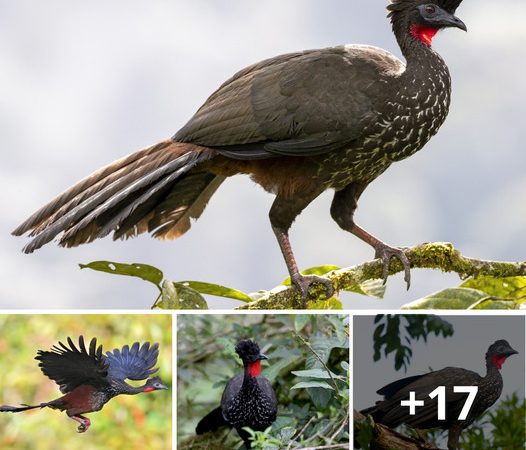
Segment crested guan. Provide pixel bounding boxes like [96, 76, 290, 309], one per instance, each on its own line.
[0, 336, 168, 432]
[13, 0, 468, 298]
[196, 339, 277, 448]
[360, 340, 518, 450]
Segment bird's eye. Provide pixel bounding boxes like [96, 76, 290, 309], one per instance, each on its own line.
[425, 5, 436, 14]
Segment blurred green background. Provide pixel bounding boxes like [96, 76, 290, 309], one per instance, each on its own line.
[177, 314, 349, 449]
[0, 314, 172, 450]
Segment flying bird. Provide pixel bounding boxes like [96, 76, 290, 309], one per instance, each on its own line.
[0, 336, 168, 432]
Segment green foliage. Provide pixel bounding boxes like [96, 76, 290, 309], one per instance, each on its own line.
[403, 276, 526, 309]
[81, 260, 386, 309]
[243, 426, 283, 449]
[0, 315, 172, 450]
[372, 315, 454, 371]
[177, 314, 349, 449]
[458, 394, 526, 449]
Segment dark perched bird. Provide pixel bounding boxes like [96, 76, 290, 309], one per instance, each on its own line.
[14, 0, 467, 298]
[0, 336, 168, 432]
[196, 339, 277, 448]
[360, 340, 518, 450]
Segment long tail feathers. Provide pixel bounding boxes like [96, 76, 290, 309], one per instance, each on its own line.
[195, 406, 228, 435]
[13, 140, 220, 252]
[0, 403, 50, 413]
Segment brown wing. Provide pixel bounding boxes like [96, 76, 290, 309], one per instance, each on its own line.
[174, 45, 403, 158]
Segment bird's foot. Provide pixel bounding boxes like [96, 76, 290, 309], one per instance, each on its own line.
[374, 242, 411, 289]
[74, 417, 91, 433]
[292, 273, 334, 300]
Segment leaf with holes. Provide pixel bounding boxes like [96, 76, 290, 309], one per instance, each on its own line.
[79, 261, 163, 286]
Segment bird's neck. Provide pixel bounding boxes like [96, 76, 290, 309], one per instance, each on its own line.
[485, 360, 504, 380]
[242, 361, 262, 389]
[112, 379, 150, 395]
[394, 23, 447, 71]
[486, 354, 508, 373]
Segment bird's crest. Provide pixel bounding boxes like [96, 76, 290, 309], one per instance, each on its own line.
[388, 0, 463, 16]
[235, 339, 261, 360]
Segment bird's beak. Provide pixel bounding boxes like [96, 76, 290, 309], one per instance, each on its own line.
[158, 383, 169, 390]
[258, 353, 269, 361]
[436, 11, 467, 32]
[504, 348, 519, 357]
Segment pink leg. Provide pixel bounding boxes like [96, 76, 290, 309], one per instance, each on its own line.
[70, 415, 91, 433]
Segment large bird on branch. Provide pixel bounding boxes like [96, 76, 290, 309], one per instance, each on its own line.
[14, 0, 467, 298]
[360, 340, 518, 450]
[0, 336, 168, 432]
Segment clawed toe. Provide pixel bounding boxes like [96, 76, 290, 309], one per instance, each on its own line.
[292, 274, 334, 300]
[374, 243, 411, 289]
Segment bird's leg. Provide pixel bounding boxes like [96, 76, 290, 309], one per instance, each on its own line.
[330, 183, 411, 288]
[70, 414, 91, 433]
[270, 192, 334, 300]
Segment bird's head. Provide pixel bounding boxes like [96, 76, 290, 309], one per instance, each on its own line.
[235, 339, 269, 378]
[388, 0, 467, 46]
[486, 340, 518, 370]
[142, 376, 169, 392]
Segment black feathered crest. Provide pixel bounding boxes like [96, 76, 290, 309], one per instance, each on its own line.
[387, 0, 464, 16]
[105, 342, 159, 381]
[35, 336, 109, 394]
[235, 339, 261, 361]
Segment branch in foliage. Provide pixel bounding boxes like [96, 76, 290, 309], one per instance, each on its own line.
[354, 410, 439, 450]
[236, 242, 526, 310]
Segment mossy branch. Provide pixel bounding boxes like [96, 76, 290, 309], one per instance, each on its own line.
[353, 410, 440, 450]
[236, 242, 526, 310]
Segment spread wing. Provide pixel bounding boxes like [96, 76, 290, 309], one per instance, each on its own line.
[35, 336, 109, 394]
[105, 341, 159, 381]
[174, 45, 401, 158]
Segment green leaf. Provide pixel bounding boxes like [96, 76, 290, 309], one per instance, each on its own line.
[156, 281, 208, 310]
[346, 278, 386, 298]
[461, 276, 526, 300]
[307, 297, 343, 309]
[178, 280, 251, 302]
[294, 315, 310, 332]
[79, 261, 163, 286]
[263, 351, 302, 382]
[281, 265, 340, 285]
[291, 368, 343, 380]
[290, 380, 334, 390]
[402, 287, 488, 309]
[279, 427, 296, 444]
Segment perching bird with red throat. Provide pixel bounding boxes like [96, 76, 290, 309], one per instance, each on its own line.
[0, 336, 168, 432]
[360, 340, 518, 450]
[195, 339, 277, 449]
[13, 1, 468, 298]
